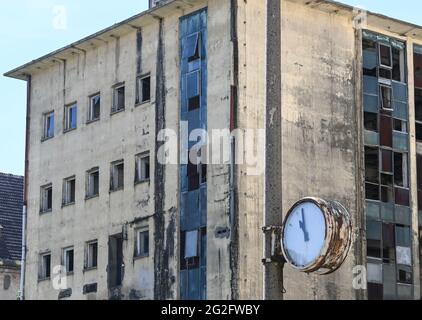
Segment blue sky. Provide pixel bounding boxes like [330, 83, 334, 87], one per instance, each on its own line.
[1, 1, 421, 175]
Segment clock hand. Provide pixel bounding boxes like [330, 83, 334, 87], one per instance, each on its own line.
[299, 208, 310, 243]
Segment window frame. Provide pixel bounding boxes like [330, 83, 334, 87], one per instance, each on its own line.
[111, 83, 125, 114]
[62, 176, 76, 207]
[88, 93, 101, 123]
[86, 167, 100, 199]
[110, 160, 124, 192]
[39, 252, 52, 281]
[64, 102, 78, 132]
[135, 152, 150, 184]
[135, 74, 151, 106]
[40, 184, 53, 214]
[62, 246, 75, 275]
[42, 111, 55, 141]
[85, 240, 98, 270]
[379, 43, 393, 69]
[135, 228, 150, 258]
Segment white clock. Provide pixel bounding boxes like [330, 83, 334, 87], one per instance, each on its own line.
[281, 198, 352, 274]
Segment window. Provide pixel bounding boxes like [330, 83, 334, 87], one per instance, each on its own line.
[184, 33, 201, 62]
[184, 230, 199, 259]
[3, 275, 11, 290]
[64, 103, 77, 131]
[136, 75, 151, 105]
[379, 85, 393, 111]
[85, 241, 98, 269]
[62, 176, 76, 206]
[110, 161, 124, 191]
[43, 112, 55, 140]
[394, 153, 408, 188]
[39, 252, 51, 280]
[112, 84, 125, 113]
[379, 44, 392, 68]
[135, 229, 149, 257]
[187, 70, 200, 111]
[135, 153, 150, 183]
[393, 119, 407, 133]
[40, 184, 53, 213]
[88, 93, 101, 122]
[63, 247, 74, 274]
[86, 168, 99, 198]
[364, 112, 378, 132]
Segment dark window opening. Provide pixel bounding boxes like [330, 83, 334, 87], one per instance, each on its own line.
[368, 283, 383, 300]
[415, 89, 422, 122]
[135, 229, 149, 257]
[380, 115, 393, 147]
[86, 241, 98, 269]
[40, 253, 51, 279]
[185, 33, 201, 62]
[135, 153, 150, 183]
[110, 161, 124, 191]
[393, 119, 407, 133]
[382, 223, 396, 263]
[414, 52, 422, 88]
[136, 75, 151, 104]
[63, 177, 76, 205]
[366, 183, 380, 201]
[381, 186, 393, 203]
[398, 266, 413, 284]
[87, 169, 99, 198]
[41, 185, 53, 213]
[392, 47, 404, 82]
[365, 147, 379, 183]
[64, 248, 74, 273]
[364, 112, 378, 132]
[416, 122, 422, 142]
[112, 85, 125, 112]
[381, 149, 393, 174]
[89, 94, 101, 121]
[378, 67, 392, 80]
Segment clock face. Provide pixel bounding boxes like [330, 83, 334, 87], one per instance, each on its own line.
[282, 201, 327, 269]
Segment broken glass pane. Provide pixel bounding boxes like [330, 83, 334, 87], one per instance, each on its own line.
[365, 147, 379, 183]
[392, 47, 403, 82]
[379, 44, 392, 68]
[380, 85, 393, 110]
[381, 174, 393, 187]
[366, 183, 379, 201]
[397, 265, 413, 284]
[381, 186, 393, 203]
[183, 33, 200, 61]
[364, 112, 378, 132]
[395, 188, 409, 207]
[381, 149, 392, 173]
[394, 153, 408, 188]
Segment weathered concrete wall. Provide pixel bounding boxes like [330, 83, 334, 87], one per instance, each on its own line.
[280, 0, 358, 300]
[0, 265, 20, 300]
[234, 0, 266, 300]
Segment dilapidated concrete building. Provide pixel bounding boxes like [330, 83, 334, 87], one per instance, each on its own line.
[4, 0, 422, 300]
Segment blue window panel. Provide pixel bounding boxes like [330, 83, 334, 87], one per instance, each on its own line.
[181, 192, 188, 228]
[393, 100, 408, 121]
[200, 266, 207, 300]
[366, 200, 380, 220]
[363, 51, 377, 70]
[188, 268, 200, 300]
[180, 270, 188, 300]
[364, 130, 379, 146]
[183, 33, 199, 60]
[47, 115, 55, 137]
[187, 70, 200, 99]
[395, 205, 411, 226]
[364, 94, 378, 113]
[393, 132, 409, 151]
[381, 202, 394, 222]
[181, 165, 188, 192]
[383, 264, 397, 300]
[392, 81, 408, 102]
[183, 190, 201, 231]
[419, 211, 422, 227]
[186, 14, 200, 35]
[396, 226, 411, 247]
[363, 76, 379, 95]
[200, 186, 207, 227]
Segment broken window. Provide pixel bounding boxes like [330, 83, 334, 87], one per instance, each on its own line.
[62, 176, 76, 206]
[392, 47, 405, 82]
[39, 252, 51, 280]
[110, 160, 124, 191]
[393, 119, 407, 133]
[43, 111, 55, 140]
[135, 228, 149, 258]
[394, 152, 408, 188]
[416, 123, 422, 142]
[366, 183, 380, 201]
[379, 44, 392, 69]
[86, 168, 99, 198]
[85, 241, 98, 269]
[381, 149, 393, 174]
[365, 146, 379, 183]
[397, 265, 413, 284]
[64, 103, 77, 131]
[112, 84, 125, 113]
[415, 89, 422, 123]
[379, 85, 393, 111]
[63, 247, 74, 274]
[88, 93, 101, 122]
[364, 112, 378, 132]
[135, 152, 150, 183]
[187, 70, 201, 111]
[382, 223, 396, 263]
[40, 184, 53, 213]
[136, 74, 151, 105]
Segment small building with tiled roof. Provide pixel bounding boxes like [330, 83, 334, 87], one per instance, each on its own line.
[0, 173, 23, 300]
